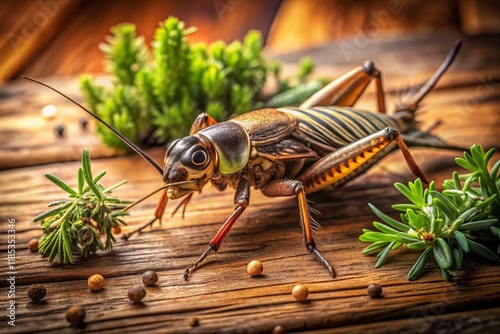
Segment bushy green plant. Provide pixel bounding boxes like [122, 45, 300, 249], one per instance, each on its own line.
[360, 145, 499, 281]
[80, 16, 324, 149]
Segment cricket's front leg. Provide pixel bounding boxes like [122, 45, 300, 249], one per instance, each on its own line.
[183, 178, 250, 280]
[298, 127, 429, 194]
[261, 180, 336, 278]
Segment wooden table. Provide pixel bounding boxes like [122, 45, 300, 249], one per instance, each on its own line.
[1, 34, 499, 333]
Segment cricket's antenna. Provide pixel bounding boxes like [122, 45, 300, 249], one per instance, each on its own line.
[23, 76, 164, 176]
[409, 39, 462, 108]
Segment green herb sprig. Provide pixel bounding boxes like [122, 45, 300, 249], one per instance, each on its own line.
[33, 148, 129, 264]
[80, 16, 324, 149]
[360, 145, 499, 280]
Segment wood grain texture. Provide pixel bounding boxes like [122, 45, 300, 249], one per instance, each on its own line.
[0, 34, 499, 333]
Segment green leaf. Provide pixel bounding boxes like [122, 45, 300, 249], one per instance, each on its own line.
[373, 221, 400, 235]
[433, 238, 453, 269]
[375, 241, 395, 268]
[77, 168, 84, 195]
[44, 174, 77, 196]
[455, 157, 475, 171]
[467, 239, 499, 262]
[368, 203, 410, 232]
[407, 247, 432, 280]
[359, 231, 402, 243]
[431, 191, 460, 219]
[454, 231, 470, 253]
[392, 204, 420, 212]
[459, 219, 498, 231]
[452, 245, 463, 270]
[362, 241, 390, 254]
[394, 182, 419, 206]
[82, 148, 102, 200]
[33, 202, 73, 222]
[407, 241, 427, 250]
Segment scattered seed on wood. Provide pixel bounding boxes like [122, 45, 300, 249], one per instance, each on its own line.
[188, 317, 200, 327]
[367, 284, 383, 298]
[28, 284, 46, 302]
[55, 124, 65, 137]
[112, 226, 122, 234]
[66, 306, 86, 325]
[272, 325, 285, 334]
[128, 285, 146, 303]
[292, 284, 309, 301]
[247, 260, 263, 276]
[142, 270, 158, 286]
[28, 238, 39, 252]
[80, 118, 88, 129]
[88, 274, 105, 291]
[41, 104, 57, 119]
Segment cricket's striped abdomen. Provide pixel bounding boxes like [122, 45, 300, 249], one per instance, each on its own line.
[279, 106, 401, 152]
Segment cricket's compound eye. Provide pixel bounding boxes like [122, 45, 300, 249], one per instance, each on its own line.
[191, 150, 207, 166]
[182, 145, 210, 169]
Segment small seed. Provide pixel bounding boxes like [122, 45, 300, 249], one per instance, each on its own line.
[55, 124, 65, 137]
[247, 260, 263, 276]
[41, 104, 57, 119]
[28, 238, 39, 252]
[112, 226, 122, 234]
[80, 118, 88, 129]
[128, 285, 146, 303]
[87, 274, 105, 291]
[291, 284, 309, 301]
[188, 316, 200, 327]
[66, 306, 86, 325]
[28, 284, 46, 302]
[367, 284, 383, 298]
[142, 270, 158, 286]
[272, 325, 285, 334]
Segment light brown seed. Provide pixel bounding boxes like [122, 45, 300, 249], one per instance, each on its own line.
[247, 260, 264, 276]
[28, 239, 39, 252]
[66, 306, 86, 325]
[291, 284, 309, 301]
[87, 274, 105, 291]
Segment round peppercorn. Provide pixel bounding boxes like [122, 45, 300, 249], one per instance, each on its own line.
[247, 260, 264, 276]
[28, 284, 46, 302]
[112, 226, 122, 234]
[66, 306, 86, 325]
[272, 325, 285, 334]
[87, 274, 105, 291]
[55, 124, 65, 137]
[291, 284, 309, 301]
[188, 317, 200, 327]
[142, 270, 158, 286]
[128, 285, 146, 303]
[28, 238, 39, 252]
[80, 118, 89, 129]
[367, 284, 383, 298]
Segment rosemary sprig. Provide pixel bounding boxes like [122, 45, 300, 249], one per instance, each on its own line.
[33, 148, 129, 264]
[360, 145, 500, 280]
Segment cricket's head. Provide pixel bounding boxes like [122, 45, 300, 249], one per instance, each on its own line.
[163, 135, 217, 199]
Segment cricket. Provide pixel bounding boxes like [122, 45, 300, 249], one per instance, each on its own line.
[25, 39, 463, 280]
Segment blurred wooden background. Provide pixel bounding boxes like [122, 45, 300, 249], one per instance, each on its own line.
[1, 0, 500, 83]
